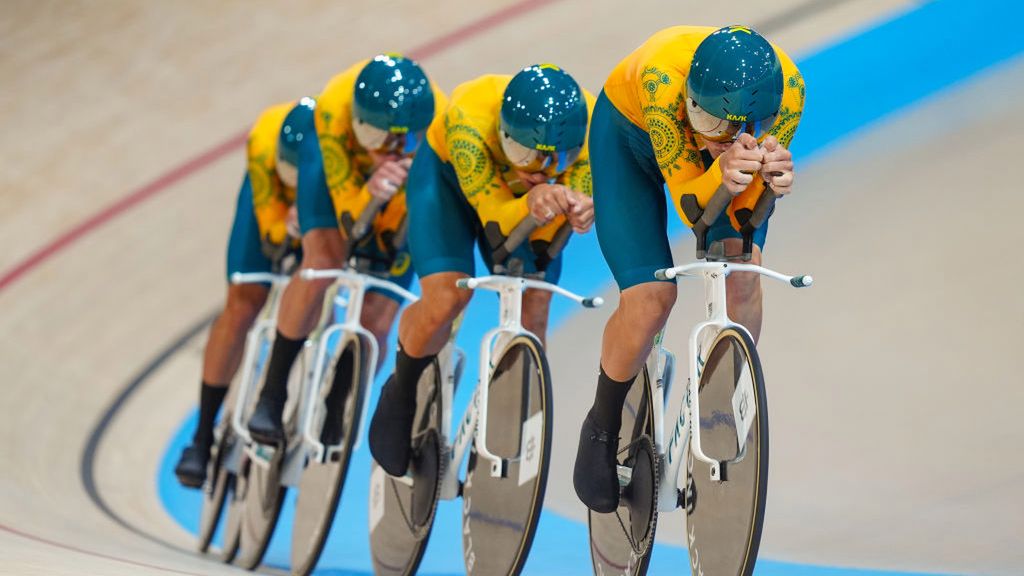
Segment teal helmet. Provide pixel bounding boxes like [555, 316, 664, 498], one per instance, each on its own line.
[685, 26, 783, 141]
[276, 96, 316, 188]
[352, 54, 435, 154]
[499, 64, 588, 174]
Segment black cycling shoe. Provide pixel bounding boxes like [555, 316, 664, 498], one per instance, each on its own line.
[573, 411, 621, 513]
[248, 398, 286, 445]
[368, 376, 417, 477]
[174, 444, 210, 489]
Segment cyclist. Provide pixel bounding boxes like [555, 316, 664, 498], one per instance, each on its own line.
[174, 98, 310, 487]
[368, 64, 596, 477]
[572, 25, 805, 512]
[247, 55, 446, 445]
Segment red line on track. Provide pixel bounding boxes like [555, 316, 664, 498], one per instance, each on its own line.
[0, 523, 209, 576]
[0, 0, 564, 295]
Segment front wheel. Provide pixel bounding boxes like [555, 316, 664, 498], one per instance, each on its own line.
[685, 327, 768, 576]
[291, 336, 371, 576]
[462, 334, 553, 576]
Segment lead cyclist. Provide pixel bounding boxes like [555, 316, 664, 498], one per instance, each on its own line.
[572, 25, 806, 513]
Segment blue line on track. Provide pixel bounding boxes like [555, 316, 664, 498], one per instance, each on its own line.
[157, 0, 1024, 573]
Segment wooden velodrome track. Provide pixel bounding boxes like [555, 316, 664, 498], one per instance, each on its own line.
[2, 0, 1022, 574]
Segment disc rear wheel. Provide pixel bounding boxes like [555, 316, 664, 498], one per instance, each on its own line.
[198, 422, 235, 553]
[685, 327, 767, 576]
[368, 361, 443, 575]
[588, 368, 659, 576]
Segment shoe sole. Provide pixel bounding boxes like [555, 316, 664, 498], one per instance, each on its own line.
[249, 429, 286, 446]
[175, 471, 205, 489]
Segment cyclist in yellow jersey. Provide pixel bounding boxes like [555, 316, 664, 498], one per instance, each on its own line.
[247, 55, 447, 446]
[173, 99, 308, 486]
[573, 26, 805, 512]
[368, 65, 596, 477]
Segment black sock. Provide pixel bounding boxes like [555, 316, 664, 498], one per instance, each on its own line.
[259, 331, 306, 406]
[388, 344, 435, 410]
[194, 382, 228, 449]
[590, 367, 634, 432]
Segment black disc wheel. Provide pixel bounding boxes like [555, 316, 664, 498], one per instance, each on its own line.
[198, 422, 235, 553]
[588, 367, 659, 576]
[291, 336, 370, 576]
[461, 335, 552, 576]
[685, 327, 768, 576]
[368, 361, 443, 575]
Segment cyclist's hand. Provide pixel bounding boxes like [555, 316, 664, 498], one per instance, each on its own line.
[527, 183, 571, 225]
[719, 133, 764, 195]
[565, 189, 594, 234]
[759, 136, 794, 196]
[285, 206, 301, 239]
[367, 158, 412, 201]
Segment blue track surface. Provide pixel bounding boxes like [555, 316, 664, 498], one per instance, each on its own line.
[158, 0, 1024, 573]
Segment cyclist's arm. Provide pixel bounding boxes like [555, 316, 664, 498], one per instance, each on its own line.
[314, 119, 372, 240]
[445, 111, 529, 249]
[247, 146, 290, 245]
[637, 69, 724, 228]
[726, 57, 805, 230]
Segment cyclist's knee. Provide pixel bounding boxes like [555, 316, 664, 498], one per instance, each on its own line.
[299, 228, 346, 288]
[722, 239, 762, 305]
[620, 282, 677, 331]
[419, 274, 472, 328]
[222, 284, 267, 333]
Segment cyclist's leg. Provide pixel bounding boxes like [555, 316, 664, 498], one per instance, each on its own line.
[360, 245, 416, 368]
[361, 291, 402, 369]
[520, 251, 561, 346]
[574, 91, 677, 512]
[522, 289, 552, 346]
[370, 144, 476, 476]
[250, 134, 347, 443]
[177, 176, 270, 485]
[706, 214, 769, 343]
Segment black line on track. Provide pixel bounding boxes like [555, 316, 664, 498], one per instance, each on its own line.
[78, 312, 217, 555]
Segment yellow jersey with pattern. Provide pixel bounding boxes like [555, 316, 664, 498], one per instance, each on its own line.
[425, 74, 595, 246]
[246, 101, 297, 245]
[315, 59, 448, 242]
[603, 26, 805, 229]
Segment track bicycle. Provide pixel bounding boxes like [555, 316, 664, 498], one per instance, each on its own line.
[368, 222, 601, 576]
[587, 190, 812, 576]
[197, 271, 289, 564]
[223, 266, 416, 573]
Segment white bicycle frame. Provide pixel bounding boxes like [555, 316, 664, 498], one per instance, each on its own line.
[640, 262, 812, 512]
[228, 272, 291, 448]
[228, 268, 417, 482]
[426, 275, 602, 501]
